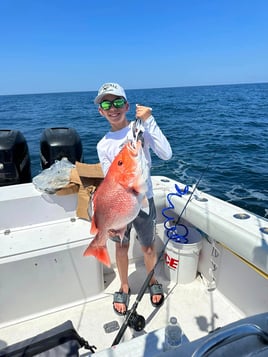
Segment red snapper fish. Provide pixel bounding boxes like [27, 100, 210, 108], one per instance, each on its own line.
[83, 140, 148, 267]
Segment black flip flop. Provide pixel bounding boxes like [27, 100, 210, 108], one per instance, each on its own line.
[149, 282, 164, 308]
[113, 289, 131, 316]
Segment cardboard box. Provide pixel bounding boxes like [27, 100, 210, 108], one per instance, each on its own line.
[57, 162, 104, 220]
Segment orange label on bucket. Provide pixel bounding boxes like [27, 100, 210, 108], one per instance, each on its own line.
[164, 253, 179, 270]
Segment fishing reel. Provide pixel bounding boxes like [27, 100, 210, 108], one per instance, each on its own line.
[126, 310, 145, 331]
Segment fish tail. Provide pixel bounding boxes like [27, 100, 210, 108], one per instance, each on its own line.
[83, 243, 111, 268]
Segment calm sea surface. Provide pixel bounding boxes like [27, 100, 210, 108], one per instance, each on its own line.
[0, 83, 267, 218]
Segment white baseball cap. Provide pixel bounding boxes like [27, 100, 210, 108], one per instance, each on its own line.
[94, 83, 127, 104]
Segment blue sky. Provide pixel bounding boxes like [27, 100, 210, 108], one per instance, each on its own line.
[1, 0, 268, 95]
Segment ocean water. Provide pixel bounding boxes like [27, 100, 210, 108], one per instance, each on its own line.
[0, 83, 267, 218]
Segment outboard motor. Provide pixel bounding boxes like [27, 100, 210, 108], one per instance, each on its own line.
[40, 127, 83, 169]
[0, 129, 32, 186]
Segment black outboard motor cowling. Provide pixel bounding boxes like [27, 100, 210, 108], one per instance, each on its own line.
[40, 127, 83, 169]
[0, 130, 32, 186]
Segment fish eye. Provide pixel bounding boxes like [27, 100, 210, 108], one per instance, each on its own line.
[117, 160, 123, 166]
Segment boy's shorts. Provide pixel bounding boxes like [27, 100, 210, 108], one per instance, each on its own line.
[110, 197, 156, 247]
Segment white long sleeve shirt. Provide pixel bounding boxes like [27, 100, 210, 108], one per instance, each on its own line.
[97, 115, 172, 198]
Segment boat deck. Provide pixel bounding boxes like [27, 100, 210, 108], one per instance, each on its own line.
[0, 259, 244, 356]
[1, 177, 266, 355]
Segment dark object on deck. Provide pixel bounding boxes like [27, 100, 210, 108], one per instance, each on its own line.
[0, 320, 96, 356]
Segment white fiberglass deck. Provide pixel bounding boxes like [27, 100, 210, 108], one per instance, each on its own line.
[0, 259, 244, 356]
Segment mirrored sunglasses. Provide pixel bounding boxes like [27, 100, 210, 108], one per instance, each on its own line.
[100, 98, 126, 110]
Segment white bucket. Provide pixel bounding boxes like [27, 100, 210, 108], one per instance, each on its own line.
[164, 226, 202, 284]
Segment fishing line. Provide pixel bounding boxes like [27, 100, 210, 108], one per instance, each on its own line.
[173, 150, 217, 228]
[111, 152, 216, 346]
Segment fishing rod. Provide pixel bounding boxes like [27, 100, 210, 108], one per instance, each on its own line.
[111, 153, 216, 346]
[173, 151, 216, 227]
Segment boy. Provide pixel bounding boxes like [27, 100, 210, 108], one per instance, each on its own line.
[94, 83, 172, 315]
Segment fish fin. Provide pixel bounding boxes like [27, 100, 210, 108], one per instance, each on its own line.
[108, 227, 126, 244]
[132, 176, 147, 194]
[83, 243, 111, 268]
[118, 227, 127, 242]
[140, 197, 150, 214]
[141, 196, 149, 208]
[90, 216, 98, 235]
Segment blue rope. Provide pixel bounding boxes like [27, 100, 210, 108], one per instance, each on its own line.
[162, 184, 190, 244]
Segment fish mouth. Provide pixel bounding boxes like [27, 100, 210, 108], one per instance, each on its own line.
[128, 140, 142, 155]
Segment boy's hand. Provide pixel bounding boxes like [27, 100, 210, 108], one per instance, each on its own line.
[136, 104, 152, 121]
